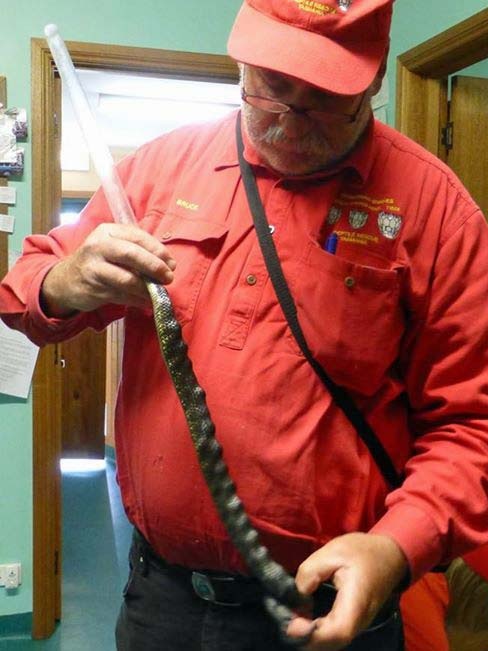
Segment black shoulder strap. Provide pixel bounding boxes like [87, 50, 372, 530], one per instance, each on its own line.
[236, 113, 402, 490]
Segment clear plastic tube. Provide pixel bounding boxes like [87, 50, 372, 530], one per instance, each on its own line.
[44, 24, 136, 226]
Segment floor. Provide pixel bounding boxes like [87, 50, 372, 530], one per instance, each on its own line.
[0, 457, 133, 650]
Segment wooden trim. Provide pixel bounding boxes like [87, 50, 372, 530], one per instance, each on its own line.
[105, 319, 124, 448]
[30, 38, 238, 81]
[398, 7, 488, 78]
[396, 62, 448, 157]
[31, 42, 61, 236]
[31, 38, 238, 639]
[396, 7, 488, 156]
[31, 39, 62, 640]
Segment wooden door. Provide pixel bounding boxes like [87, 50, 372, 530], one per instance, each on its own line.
[57, 199, 107, 459]
[58, 331, 107, 459]
[446, 76, 488, 219]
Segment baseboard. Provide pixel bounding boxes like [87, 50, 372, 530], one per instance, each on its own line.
[0, 611, 32, 638]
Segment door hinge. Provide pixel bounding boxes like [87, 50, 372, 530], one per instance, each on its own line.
[54, 550, 59, 575]
[441, 121, 453, 150]
[54, 343, 66, 368]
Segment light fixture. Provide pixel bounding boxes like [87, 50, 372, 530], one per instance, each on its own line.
[60, 458, 106, 473]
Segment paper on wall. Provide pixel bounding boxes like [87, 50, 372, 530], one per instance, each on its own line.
[0, 213, 14, 233]
[0, 319, 39, 399]
[0, 186, 16, 205]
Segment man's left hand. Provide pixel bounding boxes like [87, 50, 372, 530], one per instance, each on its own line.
[286, 532, 408, 650]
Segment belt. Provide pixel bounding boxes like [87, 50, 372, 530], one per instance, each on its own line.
[133, 529, 263, 606]
[132, 529, 399, 627]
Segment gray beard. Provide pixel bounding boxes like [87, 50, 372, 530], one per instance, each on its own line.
[241, 104, 366, 174]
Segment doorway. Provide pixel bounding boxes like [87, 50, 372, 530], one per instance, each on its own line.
[58, 69, 241, 462]
[395, 8, 488, 162]
[30, 38, 238, 638]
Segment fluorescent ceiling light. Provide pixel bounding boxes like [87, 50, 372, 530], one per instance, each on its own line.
[60, 458, 106, 473]
[61, 140, 90, 171]
[97, 95, 238, 123]
[77, 68, 240, 104]
[61, 68, 241, 166]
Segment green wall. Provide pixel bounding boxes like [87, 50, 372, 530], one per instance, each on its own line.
[458, 60, 488, 78]
[0, 0, 486, 624]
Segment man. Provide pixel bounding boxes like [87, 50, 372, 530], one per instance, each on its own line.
[1, 0, 488, 649]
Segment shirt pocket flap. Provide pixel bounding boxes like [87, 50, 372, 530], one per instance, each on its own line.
[138, 211, 229, 325]
[140, 211, 229, 244]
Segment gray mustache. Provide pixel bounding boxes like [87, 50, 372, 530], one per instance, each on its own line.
[257, 124, 326, 155]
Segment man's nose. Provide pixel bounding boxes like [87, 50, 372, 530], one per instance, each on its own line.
[277, 111, 313, 138]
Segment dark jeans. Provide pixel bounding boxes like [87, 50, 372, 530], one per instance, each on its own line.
[116, 532, 404, 651]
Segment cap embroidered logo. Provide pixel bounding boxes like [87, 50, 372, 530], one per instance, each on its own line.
[292, 0, 337, 16]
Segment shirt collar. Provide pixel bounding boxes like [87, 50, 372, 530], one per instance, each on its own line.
[215, 111, 376, 187]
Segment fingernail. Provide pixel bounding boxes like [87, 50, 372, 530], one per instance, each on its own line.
[164, 271, 174, 283]
[167, 259, 177, 271]
[286, 618, 318, 638]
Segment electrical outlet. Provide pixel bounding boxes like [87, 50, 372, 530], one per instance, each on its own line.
[0, 563, 21, 589]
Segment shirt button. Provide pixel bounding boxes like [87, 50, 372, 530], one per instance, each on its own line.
[344, 276, 355, 288]
[161, 231, 172, 240]
[246, 274, 257, 286]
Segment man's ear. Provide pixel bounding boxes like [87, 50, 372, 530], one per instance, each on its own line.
[370, 55, 388, 97]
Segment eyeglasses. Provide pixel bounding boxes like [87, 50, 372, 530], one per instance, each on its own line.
[241, 87, 365, 124]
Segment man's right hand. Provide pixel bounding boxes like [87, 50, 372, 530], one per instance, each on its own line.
[41, 223, 176, 318]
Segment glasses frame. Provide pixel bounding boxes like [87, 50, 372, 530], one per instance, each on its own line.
[241, 87, 366, 124]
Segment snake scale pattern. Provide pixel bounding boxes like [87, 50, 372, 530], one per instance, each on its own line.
[146, 279, 313, 643]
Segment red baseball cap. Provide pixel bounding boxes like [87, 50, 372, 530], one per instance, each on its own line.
[228, 0, 393, 96]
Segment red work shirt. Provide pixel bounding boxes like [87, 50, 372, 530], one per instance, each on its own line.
[1, 112, 488, 580]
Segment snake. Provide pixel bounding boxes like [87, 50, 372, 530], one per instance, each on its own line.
[145, 279, 314, 645]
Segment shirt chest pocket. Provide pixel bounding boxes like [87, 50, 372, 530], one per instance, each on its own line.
[292, 240, 405, 395]
[141, 211, 229, 325]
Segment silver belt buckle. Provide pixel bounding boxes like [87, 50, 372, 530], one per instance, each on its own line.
[191, 571, 216, 602]
[191, 571, 241, 607]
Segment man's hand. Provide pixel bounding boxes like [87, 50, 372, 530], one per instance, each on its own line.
[286, 533, 408, 650]
[41, 223, 177, 317]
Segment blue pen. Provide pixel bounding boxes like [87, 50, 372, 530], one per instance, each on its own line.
[324, 232, 338, 255]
